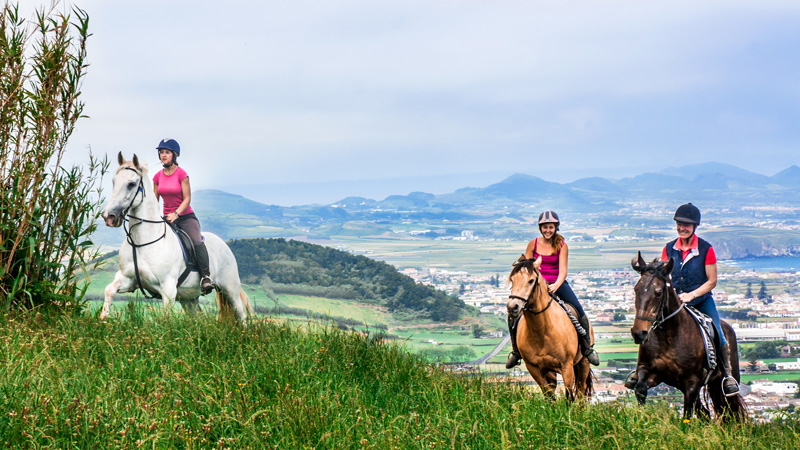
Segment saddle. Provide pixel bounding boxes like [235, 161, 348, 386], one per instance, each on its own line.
[684, 306, 718, 371]
[166, 223, 201, 288]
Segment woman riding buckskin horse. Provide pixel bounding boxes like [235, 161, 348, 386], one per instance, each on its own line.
[506, 210, 600, 368]
[626, 203, 739, 396]
[152, 138, 215, 295]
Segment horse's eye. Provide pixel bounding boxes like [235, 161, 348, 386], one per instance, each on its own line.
[528, 279, 535, 285]
[654, 288, 663, 295]
[127, 181, 136, 189]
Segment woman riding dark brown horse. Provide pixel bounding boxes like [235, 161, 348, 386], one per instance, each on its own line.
[629, 253, 746, 421]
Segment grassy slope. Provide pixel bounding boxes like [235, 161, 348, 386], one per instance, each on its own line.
[2, 312, 798, 449]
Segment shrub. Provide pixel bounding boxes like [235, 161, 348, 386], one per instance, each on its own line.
[0, 2, 106, 311]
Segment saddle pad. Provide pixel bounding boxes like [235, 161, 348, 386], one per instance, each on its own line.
[685, 306, 717, 371]
[168, 225, 198, 270]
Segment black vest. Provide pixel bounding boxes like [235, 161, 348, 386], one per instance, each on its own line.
[666, 236, 713, 304]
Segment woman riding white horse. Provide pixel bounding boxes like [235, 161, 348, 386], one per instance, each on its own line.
[100, 152, 251, 324]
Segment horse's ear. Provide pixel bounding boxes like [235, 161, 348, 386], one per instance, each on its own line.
[132, 154, 140, 169]
[117, 152, 124, 166]
[534, 256, 542, 270]
[514, 254, 526, 265]
[662, 257, 674, 275]
[631, 251, 646, 273]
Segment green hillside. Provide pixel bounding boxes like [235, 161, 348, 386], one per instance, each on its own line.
[229, 238, 469, 322]
[2, 313, 797, 449]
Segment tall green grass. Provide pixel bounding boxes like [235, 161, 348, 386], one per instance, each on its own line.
[1, 309, 799, 449]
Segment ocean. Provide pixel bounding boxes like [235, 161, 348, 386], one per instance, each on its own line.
[721, 256, 800, 273]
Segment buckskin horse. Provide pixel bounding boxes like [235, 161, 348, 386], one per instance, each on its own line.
[506, 256, 593, 400]
[630, 252, 746, 421]
[100, 153, 252, 325]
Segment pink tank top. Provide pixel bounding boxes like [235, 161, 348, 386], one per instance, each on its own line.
[532, 238, 561, 284]
[153, 167, 194, 216]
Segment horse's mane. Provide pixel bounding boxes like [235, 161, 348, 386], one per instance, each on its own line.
[508, 255, 539, 281]
[644, 259, 669, 272]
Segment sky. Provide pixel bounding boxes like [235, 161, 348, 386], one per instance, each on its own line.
[32, 0, 800, 205]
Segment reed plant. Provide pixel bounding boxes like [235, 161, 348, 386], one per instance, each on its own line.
[1, 310, 798, 449]
[0, 2, 107, 311]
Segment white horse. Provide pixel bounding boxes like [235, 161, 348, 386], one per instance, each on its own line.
[100, 152, 252, 324]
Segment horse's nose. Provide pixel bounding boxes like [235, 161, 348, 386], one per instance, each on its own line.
[507, 301, 522, 318]
[631, 328, 646, 344]
[104, 213, 117, 228]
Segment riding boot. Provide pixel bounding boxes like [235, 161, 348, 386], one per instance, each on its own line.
[577, 314, 600, 366]
[505, 317, 522, 369]
[194, 242, 214, 295]
[717, 342, 741, 397]
[624, 371, 638, 389]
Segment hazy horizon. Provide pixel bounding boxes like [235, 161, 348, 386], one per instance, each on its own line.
[32, 0, 799, 201]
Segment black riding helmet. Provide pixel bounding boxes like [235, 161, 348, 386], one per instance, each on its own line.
[673, 203, 701, 225]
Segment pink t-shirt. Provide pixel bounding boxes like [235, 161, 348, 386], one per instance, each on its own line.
[532, 238, 561, 284]
[153, 167, 193, 216]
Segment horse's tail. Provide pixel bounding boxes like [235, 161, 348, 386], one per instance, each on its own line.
[214, 287, 255, 322]
[239, 288, 256, 317]
[708, 383, 749, 423]
[584, 369, 595, 398]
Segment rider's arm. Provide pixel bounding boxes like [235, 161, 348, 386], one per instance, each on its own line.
[524, 238, 537, 259]
[176, 177, 191, 215]
[153, 183, 160, 201]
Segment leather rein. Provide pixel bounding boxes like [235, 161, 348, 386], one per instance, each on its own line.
[635, 268, 685, 343]
[120, 167, 167, 298]
[508, 270, 554, 316]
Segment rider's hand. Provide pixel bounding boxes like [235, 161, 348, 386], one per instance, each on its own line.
[167, 212, 179, 223]
[678, 292, 694, 303]
[548, 283, 560, 293]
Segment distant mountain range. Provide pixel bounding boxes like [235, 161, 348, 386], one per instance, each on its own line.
[92, 162, 800, 258]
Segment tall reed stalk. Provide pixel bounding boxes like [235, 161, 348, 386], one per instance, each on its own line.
[0, 1, 106, 311]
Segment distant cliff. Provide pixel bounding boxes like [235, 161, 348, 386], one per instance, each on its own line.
[706, 228, 800, 260]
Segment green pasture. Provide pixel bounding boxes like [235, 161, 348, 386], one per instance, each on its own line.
[330, 236, 668, 276]
[741, 371, 800, 383]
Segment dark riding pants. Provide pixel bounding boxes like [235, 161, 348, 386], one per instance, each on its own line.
[554, 280, 585, 318]
[689, 296, 727, 346]
[175, 213, 203, 244]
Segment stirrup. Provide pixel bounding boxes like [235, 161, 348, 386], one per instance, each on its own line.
[200, 276, 214, 294]
[624, 371, 638, 389]
[722, 376, 740, 397]
[584, 348, 600, 366]
[506, 352, 521, 369]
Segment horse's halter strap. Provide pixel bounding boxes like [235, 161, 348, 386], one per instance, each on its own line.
[636, 269, 685, 342]
[508, 270, 554, 316]
[119, 167, 167, 247]
[119, 166, 167, 299]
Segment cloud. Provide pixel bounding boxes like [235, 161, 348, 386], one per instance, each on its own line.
[51, 0, 800, 193]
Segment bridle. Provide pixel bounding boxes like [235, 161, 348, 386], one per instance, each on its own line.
[635, 268, 684, 343]
[118, 166, 167, 298]
[508, 269, 554, 316]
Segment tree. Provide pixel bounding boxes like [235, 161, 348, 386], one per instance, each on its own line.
[758, 281, 770, 302]
[613, 312, 627, 322]
[1, 2, 106, 311]
[471, 323, 484, 339]
[745, 282, 753, 299]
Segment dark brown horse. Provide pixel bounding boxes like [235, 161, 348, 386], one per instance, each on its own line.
[630, 253, 746, 421]
[506, 256, 593, 400]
